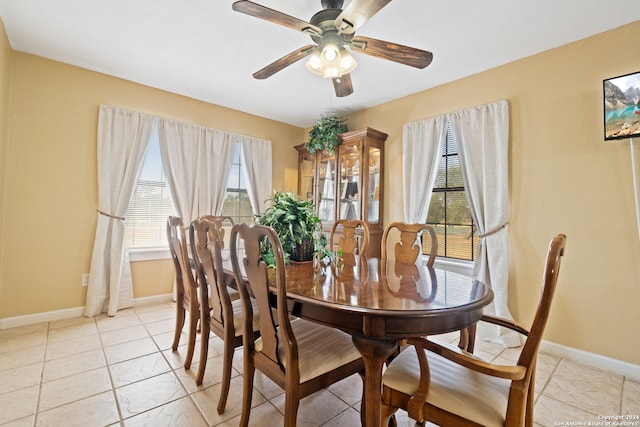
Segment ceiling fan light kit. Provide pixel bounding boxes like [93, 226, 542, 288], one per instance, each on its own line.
[306, 43, 357, 78]
[232, 0, 433, 97]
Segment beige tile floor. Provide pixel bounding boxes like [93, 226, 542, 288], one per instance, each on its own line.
[1, 301, 638, 427]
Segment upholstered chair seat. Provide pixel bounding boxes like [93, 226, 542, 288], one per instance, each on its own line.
[383, 342, 510, 426]
[256, 317, 362, 383]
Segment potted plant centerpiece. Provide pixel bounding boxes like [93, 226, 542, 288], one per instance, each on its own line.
[304, 112, 348, 154]
[256, 190, 333, 266]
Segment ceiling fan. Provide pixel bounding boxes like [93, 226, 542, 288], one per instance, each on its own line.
[232, 0, 433, 97]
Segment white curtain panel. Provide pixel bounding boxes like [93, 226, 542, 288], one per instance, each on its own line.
[205, 129, 236, 215]
[84, 105, 154, 317]
[402, 116, 447, 223]
[158, 120, 199, 222]
[158, 120, 235, 222]
[239, 135, 272, 214]
[449, 99, 518, 346]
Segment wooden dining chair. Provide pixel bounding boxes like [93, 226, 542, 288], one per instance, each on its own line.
[381, 234, 567, 427]
[190, 217, 260, 413]
[198, 215, 235, 250]
[166, 216, 199, 369]
[197, 215, 240, 301]
[229, 223, 365, 427]
[329, 218, 370, 255]
[381, 221, 438, 267]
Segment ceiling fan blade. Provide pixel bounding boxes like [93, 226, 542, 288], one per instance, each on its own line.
[253, 45, 315, 79]
[332, 74, 354, 97]
[350, 36, 433, 69]
[232, 1, 322, 35]
[334, 0, 391, 35]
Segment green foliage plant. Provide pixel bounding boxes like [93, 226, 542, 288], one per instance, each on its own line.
[304, 112, 348, 154]
[256, 190, 333, 266]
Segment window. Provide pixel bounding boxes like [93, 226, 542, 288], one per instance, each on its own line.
[424, 125, 479, 261]
[221, 143, 254, 224]
[124, 125, 176, 249]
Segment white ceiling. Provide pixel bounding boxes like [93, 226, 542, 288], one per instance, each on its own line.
[1, 0, 639, 127]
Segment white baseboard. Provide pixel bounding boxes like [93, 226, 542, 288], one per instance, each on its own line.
[0, 306, 86, 329]
[540, 340, 640, 381]
[0, 293, 174, 330]
[132, 293, 174, 307]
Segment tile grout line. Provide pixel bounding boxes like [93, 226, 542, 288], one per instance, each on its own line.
[95, 315, 127, 426]
[31, 321, 51, 427]
[620, 376, 627, 414]
[534, 354, 562, 407]
[136, 307, 211, 427]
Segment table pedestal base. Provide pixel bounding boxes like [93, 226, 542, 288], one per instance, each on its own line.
[352, 334, 398, 427]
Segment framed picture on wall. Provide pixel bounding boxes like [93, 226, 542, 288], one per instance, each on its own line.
[603, 70, 640, 141]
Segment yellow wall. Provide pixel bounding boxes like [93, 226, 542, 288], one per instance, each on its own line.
[344, 21, 640, 364]
[1, 19, 639, 365]
[0, 49, 303, 316]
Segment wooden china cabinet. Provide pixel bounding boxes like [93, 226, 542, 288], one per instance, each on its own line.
[295, 127, 387, 257]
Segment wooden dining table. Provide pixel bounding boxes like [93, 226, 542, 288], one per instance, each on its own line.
[241, 253, 493, 427]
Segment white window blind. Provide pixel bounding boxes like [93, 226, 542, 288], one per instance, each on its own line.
[124, 125, 176, 249]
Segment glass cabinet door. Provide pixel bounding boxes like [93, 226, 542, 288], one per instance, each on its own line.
[299, 151, 315, 201]
[316, 152, 337, 223]
[296, 128, 387, 257]
[367, 146, 381, 224]
[338, 143, 361, 221]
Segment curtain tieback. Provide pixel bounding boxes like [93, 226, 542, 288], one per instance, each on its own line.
[98, 210, 125, 221]
[477, 222, 509, 238]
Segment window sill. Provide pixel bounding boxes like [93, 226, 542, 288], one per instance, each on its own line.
[128, 248, 171, 262]
[429, 256, 474, 276]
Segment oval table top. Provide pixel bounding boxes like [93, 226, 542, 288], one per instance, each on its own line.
[272, 254, 493, 339]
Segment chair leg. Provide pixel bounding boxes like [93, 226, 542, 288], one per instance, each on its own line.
[217, 343, 234, 414]
[284, 394, 300, 427]
[466, 323, 477, 353]
[359, 371, 367, 426]
[525, 390, 535, 427]
[184, 311, 198, 369]
[458, 327, 470, 350]
[239, 364, 255, 427]
[381, 402, 398, 427]
[195, 323, 210, 386]
[525, 364, 536, 427]
[172, 305, 185, 351]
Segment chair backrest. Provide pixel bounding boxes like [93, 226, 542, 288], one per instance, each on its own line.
[190, 217, 232, 327]
[167, 216, 197, 304]
[198, 215, 235, 250]
[381, 222, 438, 267]
[518, 233, 567, 370]
[329, 219, 370, 255]
[229, 223, 296, 368]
